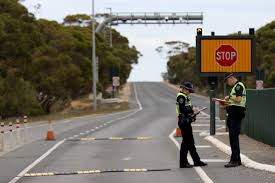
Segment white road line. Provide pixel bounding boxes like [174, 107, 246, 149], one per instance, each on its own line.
[133, 82, 143, 110]
[91, 129, 95, 131]
[8, 140, 65, 183]
[169, 129, 214, 183]
[74, 135, 78, 137]
[193, 130, 206, 133]
[201, 159, 228, 163]
[16, 107, 134, 133]
[217, 126, 226, 130]
[26, 124, 46, 129]
[80, 133, 84, 135]
[71, 109, 134, 121]
[85, 130, 90, 133]
[192, 124, 211, 127]
[200, 132, 228, 137]
[192, 124, 224, 127]
[196, 145, 212, 148]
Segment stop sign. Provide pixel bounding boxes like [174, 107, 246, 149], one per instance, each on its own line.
[215, 45, 237, 66]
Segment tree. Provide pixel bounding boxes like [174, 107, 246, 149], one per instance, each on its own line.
[256, 20, 275, 87]
[0, 1, 140, 117]
[0, 71, 43, 118]
[63, 14, 91, 26]
[156, 41, 192, 82]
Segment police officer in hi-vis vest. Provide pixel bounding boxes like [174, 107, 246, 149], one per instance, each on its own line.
[176, 82, 207, 168]
[223, 73, 246, 168]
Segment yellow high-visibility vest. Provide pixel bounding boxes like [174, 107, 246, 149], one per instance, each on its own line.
[176, 92, 192, 115]
[228, 82, 246, 108]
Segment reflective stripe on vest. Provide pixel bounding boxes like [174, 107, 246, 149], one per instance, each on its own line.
[176, 92, 192, 115]
[228, 82, 246, 107]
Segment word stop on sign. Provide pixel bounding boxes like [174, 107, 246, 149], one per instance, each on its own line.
[215, 45, 237, 67]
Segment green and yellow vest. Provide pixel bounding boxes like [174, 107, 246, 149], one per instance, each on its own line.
[176, 92, 192, 115]
[228, 82, 246, 108]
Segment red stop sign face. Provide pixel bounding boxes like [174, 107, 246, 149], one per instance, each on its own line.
[215, 45, 237, 66]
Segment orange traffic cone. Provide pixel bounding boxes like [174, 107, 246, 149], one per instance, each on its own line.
[46, 119, 55, 141]
[175, 127, 182, 137]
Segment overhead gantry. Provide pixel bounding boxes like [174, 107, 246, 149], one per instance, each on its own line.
[96, 12, 203, 32]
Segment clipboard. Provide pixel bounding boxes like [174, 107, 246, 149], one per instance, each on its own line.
[194, 107, 207, 115]
[212, 98, 230, 104]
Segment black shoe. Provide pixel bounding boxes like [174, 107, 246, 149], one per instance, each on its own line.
[180, 162, 193, 168]
[194, 161, 207, 167]
[224, 161, 240, 168]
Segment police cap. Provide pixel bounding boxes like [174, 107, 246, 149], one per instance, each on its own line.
[224, 72, 234, 82]
[181, 82, 194, 93]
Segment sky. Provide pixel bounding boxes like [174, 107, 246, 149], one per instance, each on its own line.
[22, 0, 275, 81]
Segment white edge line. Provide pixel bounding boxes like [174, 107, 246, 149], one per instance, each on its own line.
[200, 132, 229, 137]
[133, 82, 142, 110]
[201, 159, 228, 163]
[205, 135, 275, 173]
[192, 124, 224, 127]
[169, 129, 214, 183]
[196, 145, 212, 148]
[8, 140, 65, 183]
[8, 82, 144, 183]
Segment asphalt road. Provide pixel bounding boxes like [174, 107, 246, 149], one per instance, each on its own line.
[1, 82, 275, 183]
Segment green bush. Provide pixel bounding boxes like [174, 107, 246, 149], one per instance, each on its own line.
[0, 72, 44, 119]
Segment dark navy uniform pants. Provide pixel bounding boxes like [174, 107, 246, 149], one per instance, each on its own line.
[179, 121, 200, 166]
[227, 117, 242, 162]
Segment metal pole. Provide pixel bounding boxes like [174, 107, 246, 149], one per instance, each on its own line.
[106, 8, 113, 48]
[223, 82, 229, 132]
[92, 0, 97, 110]
[209, 79, 216, 135]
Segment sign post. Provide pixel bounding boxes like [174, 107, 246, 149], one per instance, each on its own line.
[209, 77, 217, 135]
[112, 76, 120, 98]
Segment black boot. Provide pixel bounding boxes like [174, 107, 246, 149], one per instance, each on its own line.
[224, 161, 240, 168]
[194, 161, 207, 167]
[180, 162, 193, 168]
